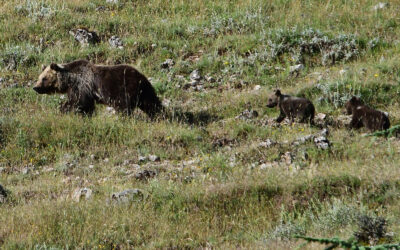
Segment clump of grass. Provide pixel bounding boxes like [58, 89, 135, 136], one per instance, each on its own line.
[0, 44, 41, 71]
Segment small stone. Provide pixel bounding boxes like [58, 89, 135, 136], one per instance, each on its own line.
[162, 99, 171, 107]
[372, 2, 388, 10]
[314, 136, 331, 150]
[148, 155, 160, 162]
[160, 59, 175, 69]
[253, 85, 261, 91]
[138, 156, 147, 163]
[106, 0, 118, 3]
[151, 43, 157, 49]
[105, 106, 116, 115]
[111, 189, 144, 203]
[316, 113, 326, 120]
[69, 28, 100, 46]
[72, 187, 92, 202]
[104, 158, 109, 163]
[88, 165, 94, 169]
[289, 64, 304, 75]
[108, 35, 124, 49]
[190, 69, 202, 82]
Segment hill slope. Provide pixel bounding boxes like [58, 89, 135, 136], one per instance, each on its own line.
[1, 0, 400, 248]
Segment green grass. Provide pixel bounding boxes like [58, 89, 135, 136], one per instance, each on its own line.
[1, 0, 400, 248]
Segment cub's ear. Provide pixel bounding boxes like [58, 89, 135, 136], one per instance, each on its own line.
[41, 64, 47, 71]
[50, 63, 65, 72]
[275, 89, 281, 96]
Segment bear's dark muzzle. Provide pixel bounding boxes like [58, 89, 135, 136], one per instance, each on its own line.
[33, 86, 56, 94]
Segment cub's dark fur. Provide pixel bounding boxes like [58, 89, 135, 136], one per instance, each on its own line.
[34, 60, 163, 117]
[267, 89, 315, 124]
[345, 96, 390, 131]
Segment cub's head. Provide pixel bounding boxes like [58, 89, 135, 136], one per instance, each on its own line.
[266, 89, 282, 108]
[33, 63, 66, 94]
[345, 96, 363, 115]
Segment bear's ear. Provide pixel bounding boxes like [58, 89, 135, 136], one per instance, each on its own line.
[50, 63, 65, 72]
[275, 89, 281, 96]
[41, 64, 47, 71]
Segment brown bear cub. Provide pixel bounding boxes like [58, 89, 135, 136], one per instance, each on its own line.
[267, 89, 315, 124]
[34, 60, 163, 117]
[345, 96, 390, 131]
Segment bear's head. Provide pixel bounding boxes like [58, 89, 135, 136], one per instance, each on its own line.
[266, 89, 282, 108]
[345, 96, 363, 115]
[33, 63, 67, 94]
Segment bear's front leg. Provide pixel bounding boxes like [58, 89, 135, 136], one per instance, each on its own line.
[276, 112, 286, 123]
[75, 92, 95, 116]
[60, 100, 74, 113]
[349, 116, 363, 129]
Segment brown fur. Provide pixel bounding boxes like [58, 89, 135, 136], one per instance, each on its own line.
[266, 89, 315, 124]
[345, 96, 390, 131]
[33, 60, 163, 117]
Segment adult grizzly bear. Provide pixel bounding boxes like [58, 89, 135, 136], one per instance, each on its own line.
[33, 60, 163, 117]
[345, 96, 390, 131]
[266, 89, 315, 124]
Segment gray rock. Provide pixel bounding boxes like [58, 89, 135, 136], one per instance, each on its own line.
[72, 187, 92, 202]
[0, 184, 7, 203]
[108, 35, 124, 49]
[190, 69, 202, 82]
[253, 85, 261, 91]
[106, 0, 118, 3]
[236, 109, 259, 120]
[292, 128, 329, 147]
[289, 64, 304, 75]
[111, 189, 144, 203]
[138, 155, 147, 163]
[148, 155, 160, 162]
[314, 136, 331, 150]
[160, 59, 175, 69]
[69, 28, 100, 46]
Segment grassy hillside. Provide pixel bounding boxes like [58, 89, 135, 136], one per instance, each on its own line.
[1, 0, 400, 248]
